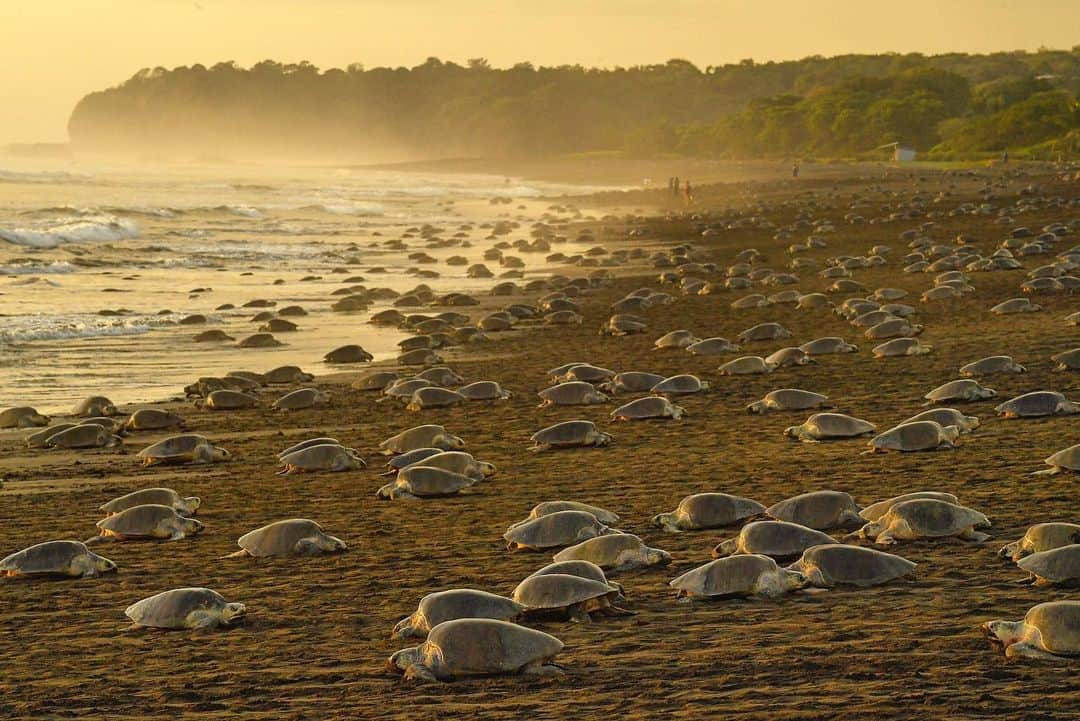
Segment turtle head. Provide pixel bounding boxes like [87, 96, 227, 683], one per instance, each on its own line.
[783, 425, 801, 439]
[784, 569, 810, 591]
[594, 432, 614, 447]
[184, 518, 205, 536]
[221, 602, 247, 626]
[387, 646, 422, 675]
[848, 521, 879, 541]
[746, 400, 765, 414]
[712, 538, 737, 558]
[324, 534, 348, 552]
[981, 388, 998, 400]
[181, 496, 202, 514]
[444, 434, 466, 450]
[478, 461, 497, 477]
[103, 403, 118, 416]
[982, 619, 1022, 647]
[997, 540, 1020, 560]
[90, 552, 118, 575]
[942, 425, 961, 443]
[652, 513, 678, 532]
[671, 404, 687, 420]
[376, 483, 395, 499]
[391, 614, 420, 640]
[646, 546, 672, 567]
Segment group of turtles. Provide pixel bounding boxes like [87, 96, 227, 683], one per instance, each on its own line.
[2, 171, 1079, 681]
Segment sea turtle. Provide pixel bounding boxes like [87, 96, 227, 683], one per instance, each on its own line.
[712, 521, 837, 560]
[873, 338, 933, 357]
[995, 391, 1080, 418]
[415, 367, 465, 386]
[73, 396, 118, 417]
[124, 409, 184, 431]
[227, 519, 346, 557]
[523, 560, 622, 591]
[380, 425, 465, 455]
[278, 444, 366, 474]
[552, 534, 671, 573]
[982, 601, 1080, 661]
[272, 388, 330, 411]
[766, 490, 863, 530]
[504, 510, 617, 551]
[195, 390, 258, 410]
[377, 466, 479, 500]
[859, 492, 960, 522]
[512, 501, 621, 527]
[137, 434, 230, 466]
[960, 356, 1026, 377]
[382, 379, 436, 401]
[276, 437, 348, 458]
[392, 590, 526, 639]
[194, 330, 235, 342]
[324, 345, 373, 363]
[125, 587, 246, 630]
[1035, 444, 1080, 475]
[352, 371, 401, 391]
[648, 375, 708, 397]
[25, 423, 77, 448]
[1051, 348, 1080, 371]
[0, 407, 50, 429]
[864, 319, 923, 340]
[718, 356, 773, 375]
[45, 424, 122, 449]
[865, 421, 960, 453]
[899, 408, 979, 433]
[555, 364, 615, 384]
[765, 347, 814, 368]
[90, 504, 204, 542]
[999, 523, 1080, 561]
[1016, 545, 1080, 586]
[851, 499, 990, 545]
[784, 413, 876, 442]
[924, 379, 997, 404]
[530, 420, 612, 451]
[537, 382, 608, 407]
[747, 389, 829, 414]
[512, 574, 628, 622]
[0, 540, 117, 578]
[387, 619, 564, 681]
[670, 554, 808, 599]
[654, 330, 701, 350]
[610, 397, 685, 420]
[599, 372, 666, 395]
[687, 338, 742, 356]
[101, 488, 200, 516]
[799, 337, 858, 355]
[991, 298, 1042, 315]
[787, 544, 917, 587]
[238, 333, 282, 348]
[402, 451, 495, 480]
[737, 323, 792, 343]
[264, 366, 314, 384]
[652, 493, 765, 532]
[458, 381, 512, 400]
[407, 387, 466, 412]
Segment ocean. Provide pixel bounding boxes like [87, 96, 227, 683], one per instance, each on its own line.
[0, 157, 617, 413]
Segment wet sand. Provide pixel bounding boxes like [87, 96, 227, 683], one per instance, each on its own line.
[0, 166, 1078, 719]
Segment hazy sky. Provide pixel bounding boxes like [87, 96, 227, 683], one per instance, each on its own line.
[1, 0, 1076, 144]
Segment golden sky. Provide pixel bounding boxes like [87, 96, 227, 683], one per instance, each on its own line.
[1, 0, 1076, 144]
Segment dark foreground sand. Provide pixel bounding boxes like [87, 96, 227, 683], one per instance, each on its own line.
[0, 167, 1077, 720]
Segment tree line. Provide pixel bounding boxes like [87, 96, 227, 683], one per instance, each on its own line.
[68, 50, 1080, 161]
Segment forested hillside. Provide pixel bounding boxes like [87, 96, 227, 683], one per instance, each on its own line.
[68, 50, 1080, 160]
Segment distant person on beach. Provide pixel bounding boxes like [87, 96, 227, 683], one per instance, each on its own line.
[673, 177, 680, 197]
[684, 180, 693, 205]
[792, 160, 800, 178]
[1001, 149, 1009, 164]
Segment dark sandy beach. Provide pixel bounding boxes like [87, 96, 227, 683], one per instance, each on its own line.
[0, 165, 1077, 720]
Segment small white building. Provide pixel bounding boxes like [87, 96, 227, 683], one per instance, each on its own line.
[894, 145, 917, 162]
